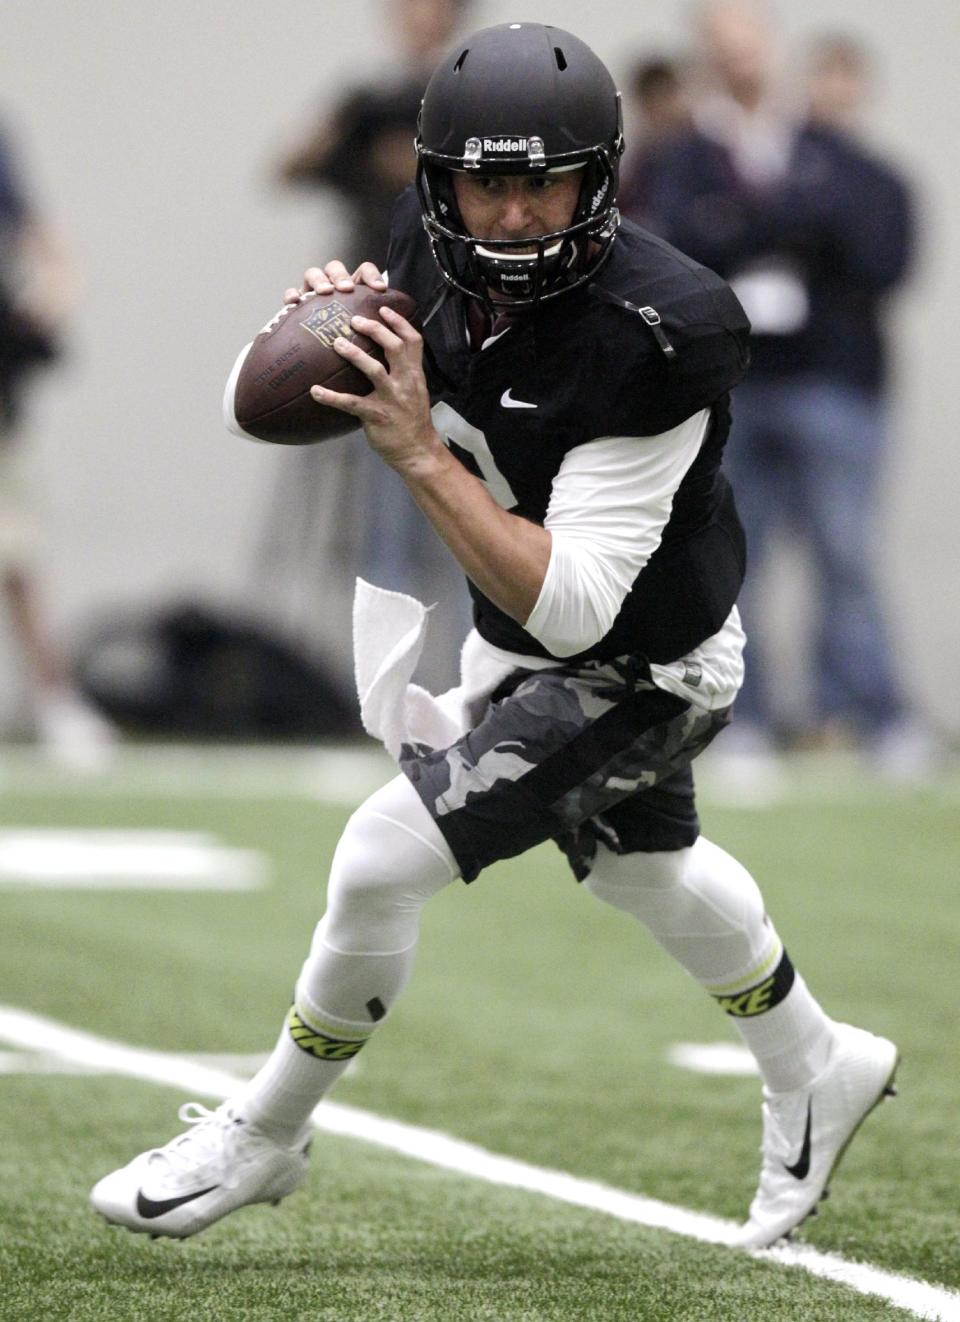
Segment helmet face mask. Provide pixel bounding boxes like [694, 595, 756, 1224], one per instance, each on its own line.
[415, 23, 624, 308]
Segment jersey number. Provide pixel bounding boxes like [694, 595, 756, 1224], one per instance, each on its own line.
[431, 403, 518, 510]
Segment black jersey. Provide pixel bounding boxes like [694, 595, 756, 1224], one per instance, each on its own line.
[385, 186, 751, 665]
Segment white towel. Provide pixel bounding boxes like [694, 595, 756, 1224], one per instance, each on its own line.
[352, 579, 518, 762]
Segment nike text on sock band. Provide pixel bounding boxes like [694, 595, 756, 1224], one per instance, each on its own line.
[711, 949, 796, 1018]
[286, 1005, 374, 1061]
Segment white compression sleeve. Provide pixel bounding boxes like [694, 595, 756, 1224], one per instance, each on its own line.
[238, 776, 457, 1141]
[582, 840, 834, 1092]
[524, 409, 709, 656]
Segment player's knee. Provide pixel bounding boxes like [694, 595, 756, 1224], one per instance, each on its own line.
[327, 809, 412, 921]
[582, 836, 764, 937]
[324, 775, 457, 939]
[584, 835, 762, 897]
[685, 835, 765, 930]
[582, 840, 690, 911]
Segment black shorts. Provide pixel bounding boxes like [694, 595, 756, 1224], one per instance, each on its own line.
[400, 657, 731, 882]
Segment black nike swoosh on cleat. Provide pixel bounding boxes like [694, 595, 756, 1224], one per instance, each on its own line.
[784, 1100, 813, 1180]
[135, 1186, 219, 1219]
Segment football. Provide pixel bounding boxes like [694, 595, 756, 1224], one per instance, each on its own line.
[223, 285, 418, 445]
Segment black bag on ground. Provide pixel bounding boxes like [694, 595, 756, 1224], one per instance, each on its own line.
[75, 602, 359, 738]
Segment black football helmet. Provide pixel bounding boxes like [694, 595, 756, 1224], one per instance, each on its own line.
[415, 23, 624, 307]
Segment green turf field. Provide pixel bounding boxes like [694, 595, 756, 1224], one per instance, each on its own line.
[1, 744, 958, 1321]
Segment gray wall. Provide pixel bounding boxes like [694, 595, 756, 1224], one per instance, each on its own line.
[1, 1, 957, 729]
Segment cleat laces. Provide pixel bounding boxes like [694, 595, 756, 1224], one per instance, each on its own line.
[146, 1102, 250, 1192]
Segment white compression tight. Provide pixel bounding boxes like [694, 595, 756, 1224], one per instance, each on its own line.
[582, 837, 834, 1093]
[241, 800, 836, 1142]
[239, 775, 458, 1141]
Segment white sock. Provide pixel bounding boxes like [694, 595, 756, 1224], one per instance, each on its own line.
[239, 776, 457, 1142]
[582, 836, 834, 1092]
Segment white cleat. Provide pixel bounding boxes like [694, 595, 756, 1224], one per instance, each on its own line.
[737, 1022, 898, 1250]
[90, 1102, 311, 1239]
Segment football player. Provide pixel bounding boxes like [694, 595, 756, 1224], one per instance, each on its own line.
[91, 23, 897, 1251]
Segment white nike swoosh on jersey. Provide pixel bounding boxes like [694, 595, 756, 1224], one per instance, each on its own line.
[500, 389, 538, 410]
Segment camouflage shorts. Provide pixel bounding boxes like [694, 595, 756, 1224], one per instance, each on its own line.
[400, 656, 731, 882]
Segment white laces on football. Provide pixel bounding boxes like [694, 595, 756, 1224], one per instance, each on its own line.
[147, 1102, 248, 1188]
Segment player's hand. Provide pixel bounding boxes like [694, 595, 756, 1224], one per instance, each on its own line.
[282, 261, 388, 305]
[311, 305, 442, 472]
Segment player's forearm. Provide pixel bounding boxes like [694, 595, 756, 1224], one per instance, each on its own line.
[396, 442, 550, 624]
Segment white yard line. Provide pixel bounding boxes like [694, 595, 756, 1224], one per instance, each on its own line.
[668, 1041, 760, 1075]
[0, 829, 266, 890]
[0, 1050, 271, 1076]
[0, 1007, 957, 1321]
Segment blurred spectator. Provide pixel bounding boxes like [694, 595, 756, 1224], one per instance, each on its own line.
[619, 56, 692, 224]
[264, 0, 473, 694]
[805, 33, 873, 132]
[276, 0, 469, 267]
[0, 114, 115, 768]
[643, 1, 933, 779]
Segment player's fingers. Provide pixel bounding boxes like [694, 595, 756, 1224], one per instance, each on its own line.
[303, 266, 336, 294]
[378, 304, 421, 342]
[310, 384, 363, 415]
[351, 261, 388, 290]
[283, 287, 303, 305]
[302, 263, 353, 294]
[332, 335, 388, 384]
[378, 305, 423, 360]
[350, 314, 404, 357]
[322, 260, 356, 292]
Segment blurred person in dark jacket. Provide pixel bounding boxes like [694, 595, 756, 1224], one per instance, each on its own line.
[277, 0, 470, 268]
[0, 115, 114, 768]
[618, 56, 692, 226]
[643, 1, 931, 779]
[805, 32, 874, 133]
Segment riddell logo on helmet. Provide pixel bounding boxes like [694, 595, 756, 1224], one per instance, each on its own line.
[483, 137, 528, 153]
